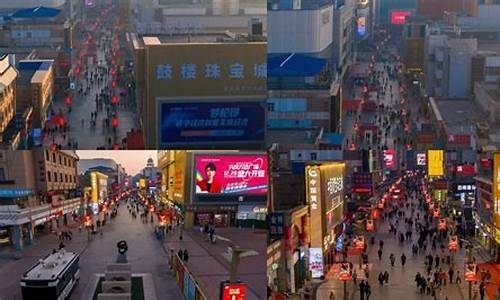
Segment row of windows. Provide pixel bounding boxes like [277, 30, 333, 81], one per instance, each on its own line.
[47, 171, 76, 184]
[45, 151, 75, 167]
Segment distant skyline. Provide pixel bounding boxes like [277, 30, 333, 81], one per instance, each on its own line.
[76, 151, 158, 175]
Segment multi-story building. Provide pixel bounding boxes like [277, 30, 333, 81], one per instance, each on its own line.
[0, 55, 18, 147]
[133, 0, 266, 34]
[424, 31, 477, 98]
[132, 30, 266, 149]
[16, 59, 54, 133]
[78, 158, 127, 189]
[0, 150, 80, 250]
[267, 0, 346, 136]
[0, 6, 74, 90]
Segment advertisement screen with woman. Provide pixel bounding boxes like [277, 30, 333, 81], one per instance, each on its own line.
[194, 155, 268, 195]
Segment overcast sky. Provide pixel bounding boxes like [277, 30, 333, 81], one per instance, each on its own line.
[76, 151, 158, 175]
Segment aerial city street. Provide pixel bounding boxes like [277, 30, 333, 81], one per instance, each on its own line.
[1, 0, 500, 300]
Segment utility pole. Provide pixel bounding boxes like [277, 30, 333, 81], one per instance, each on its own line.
[229, 245, 243, 283]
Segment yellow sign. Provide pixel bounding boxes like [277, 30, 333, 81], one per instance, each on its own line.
[91, 172, 98, 203]
[139, 178, 146, 188]
[427, 150, 444, 177]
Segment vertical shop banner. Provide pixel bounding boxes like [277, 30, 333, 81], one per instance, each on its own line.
[269, 212, 285, 239]
[494, 153, 500, 224]
[306, 165, 323, 248]
[220, 282, 247, 300]
[417, 152, 427, 166]
[383, 149, 395, 169]
[427, 150, 444, 177]
[309, 248, 324, 279]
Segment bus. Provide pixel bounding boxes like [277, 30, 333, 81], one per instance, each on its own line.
[20, 249, 80, 300]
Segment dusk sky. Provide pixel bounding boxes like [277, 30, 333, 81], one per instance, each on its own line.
[76, 151, 158, 175]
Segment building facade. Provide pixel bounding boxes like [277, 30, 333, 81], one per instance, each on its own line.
[0, 55, 18, 146]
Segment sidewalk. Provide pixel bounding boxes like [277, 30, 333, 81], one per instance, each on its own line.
[163, 226, 267, 300]
[316, 200, 484, 300]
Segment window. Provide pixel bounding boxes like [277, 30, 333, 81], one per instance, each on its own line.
[0, 167, 5, 181]
[47, 171, 51, 182]
[54, 172, 57, 182]
[52, 153, 56, 162]
[60, 173, 63, 182]
[63, 157, 66, 166]
[45, 150, 49, 161]
[65, 174, 68, 182]
[59, 156, 62, 164]
[267, 102, 275, 112]
[310, 152, 317, 161]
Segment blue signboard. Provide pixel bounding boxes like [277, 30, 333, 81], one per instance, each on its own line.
[159, 101, 265, 147]
[0, 189, 33, 198]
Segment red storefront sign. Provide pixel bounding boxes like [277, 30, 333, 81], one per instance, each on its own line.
[456, 165, 475, 176]
[221, 283, 247, 300]
[447, 134, 471, 145]
[338, 262, 352, 281]
[449, 235, 458, 252]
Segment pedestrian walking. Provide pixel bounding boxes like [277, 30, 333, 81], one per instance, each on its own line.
[378, 272, 384, 285]
[183, 249, 189, 263]
[401, 253, 406, 267]
[378, 248, 383, 260]
[389, 253, 395, 267]
[359, 280, 366, 300]
[384, 271, 389, 284]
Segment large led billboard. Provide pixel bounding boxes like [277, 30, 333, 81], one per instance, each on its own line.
[194, 154, 268, 203]
[391, 10, 412, 25]
[158, 100, 265, 148]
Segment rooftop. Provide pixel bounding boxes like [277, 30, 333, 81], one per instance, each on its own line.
[22, 249, 77, 281]
[434, 99, 479, 135]
[141, 31, 265, 46]
[12, 6, 61, 19]
[11, 6, 61, 19]
[16, 59, 53, 85]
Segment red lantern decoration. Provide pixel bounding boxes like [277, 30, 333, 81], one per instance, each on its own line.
[65, 95, 72, 106]
[112, 116, 118, 128]
[112, 80, 117, 88]
[338, 262, 352, 281]
[49, 143, 58, 151]
[366, 220, 374, 232]
[465, 263, 477, 282]
[371, 209, 380, 220]
[438, 219, 446, 230]
[111, 95, 118, 105]
[433, 208, 440, 218]
[449, 235, 458, 252]
[113, 143, 120, 150]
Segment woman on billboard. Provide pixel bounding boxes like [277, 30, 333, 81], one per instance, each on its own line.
[196, 163, 222, 193]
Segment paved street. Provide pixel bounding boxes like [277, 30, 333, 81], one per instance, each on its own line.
[316, 181, 492, 300]
[0, 204, 182, 300]
[41, 4, 139, 150]
[164, 225, 267, 300]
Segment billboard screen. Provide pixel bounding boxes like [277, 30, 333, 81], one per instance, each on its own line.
[391, 10, 411, 25]
[194, 154, 268, 203]
[159, 101, 265, 148]
[357, 17, 366, 37]
[428, 150, 444, 177]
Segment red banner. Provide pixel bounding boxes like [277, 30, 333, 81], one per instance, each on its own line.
[447, 134, 471, 145]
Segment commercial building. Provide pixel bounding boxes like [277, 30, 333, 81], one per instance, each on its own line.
[132, 30, 266, 149]
[133, 0, 266, 34]
[267, 0, 346, 136]
[0, 6, 74, 91]
[16, 59, 54, 133]
[424, 31, 478, 98]
[0, 149, 80, 250]
[416, 0, 476, 20]
[77, 158, 127, 192]
[0, 55, 18, 147]
[158, 150, 268, 228]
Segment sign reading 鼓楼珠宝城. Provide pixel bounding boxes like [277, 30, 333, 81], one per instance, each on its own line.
[158, 101, 265, 147]
[147, 43, 266, 98]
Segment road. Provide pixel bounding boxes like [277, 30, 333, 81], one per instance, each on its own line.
[0, 204, 182, 299]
